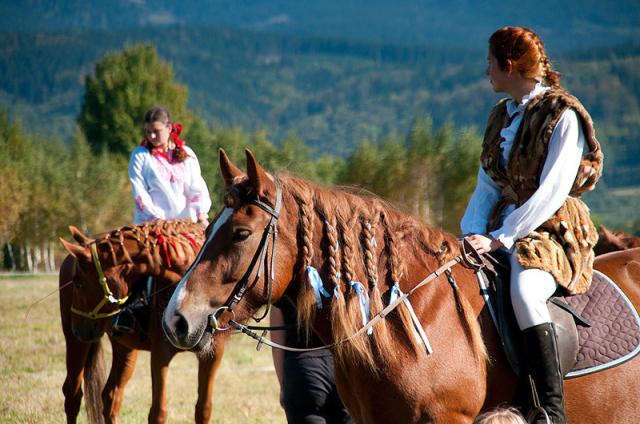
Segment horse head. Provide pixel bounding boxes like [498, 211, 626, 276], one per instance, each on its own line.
[163, 149, 299, 353]
[60, 227, 136, 342]
[61, 220, 206, 343]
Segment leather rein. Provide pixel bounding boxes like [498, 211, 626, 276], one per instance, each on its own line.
[70, 242, 130, 319]
[230, 240, 484, 352]
[205, 180, 485, 353]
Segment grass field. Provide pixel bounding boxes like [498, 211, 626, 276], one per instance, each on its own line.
[0, 274, 286, 423]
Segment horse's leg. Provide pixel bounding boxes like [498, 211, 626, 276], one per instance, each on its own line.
[62, 335, 90, 423]
[60, 255, 91, 424]
[148, 345, 175, 424]
[102, 341, 138, 424]
[195, 342, 225, 424]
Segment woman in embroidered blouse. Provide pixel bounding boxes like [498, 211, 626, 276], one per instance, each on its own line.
[113, 107, 212, 333]
[129, 106, 211, 226]
[461, 27, 603, 424]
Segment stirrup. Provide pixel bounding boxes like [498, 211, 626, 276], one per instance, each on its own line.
[526, 406, 552, 424]
[112, 309, 135, 333]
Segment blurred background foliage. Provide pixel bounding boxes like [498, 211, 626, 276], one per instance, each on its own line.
[1, 10, 639, 270]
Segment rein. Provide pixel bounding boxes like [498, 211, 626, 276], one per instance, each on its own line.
[70, 243, 130, 319]
[222, 239, 485, 352]
[208, 181, 283, 329]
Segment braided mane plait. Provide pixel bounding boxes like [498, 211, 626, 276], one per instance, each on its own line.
[93, 219, 204, 272]
[292, 189, 319, 342]
[360, 212, 395, 361]
[281, 175, 462, 369]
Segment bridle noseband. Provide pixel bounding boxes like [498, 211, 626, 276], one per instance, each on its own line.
[71, 242, 129, 320]
[208, 181, 283, 332]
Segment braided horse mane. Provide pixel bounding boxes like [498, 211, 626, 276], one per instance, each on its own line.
[89, 219, 205, 282]
[278, 174, 485, 370]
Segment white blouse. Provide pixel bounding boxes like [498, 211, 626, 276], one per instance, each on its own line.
[128, 145, 212, 224]
[460, 83, 586, 250]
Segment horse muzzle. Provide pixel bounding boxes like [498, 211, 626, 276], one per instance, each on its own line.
[162, 307, 209, 350]
[72, 321, 105, 342]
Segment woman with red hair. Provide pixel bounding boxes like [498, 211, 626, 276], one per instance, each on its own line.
[461, 27, 603, 423]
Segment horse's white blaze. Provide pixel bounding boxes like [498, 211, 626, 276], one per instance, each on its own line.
[164, 208, 233, 324]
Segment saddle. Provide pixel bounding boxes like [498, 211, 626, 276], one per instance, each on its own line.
[478, 250, 640, 379]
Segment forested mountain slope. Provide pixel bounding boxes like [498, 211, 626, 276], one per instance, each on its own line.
[2, 27, 639, 186]
[4, 0, 639, 51]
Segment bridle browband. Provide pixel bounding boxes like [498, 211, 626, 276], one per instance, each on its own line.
[71, 242, 130, 319]
[208, 180, 283, 331]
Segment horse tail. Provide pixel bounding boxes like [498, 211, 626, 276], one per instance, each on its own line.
[83, 339, 106, 424]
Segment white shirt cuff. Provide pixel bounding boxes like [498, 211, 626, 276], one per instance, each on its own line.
[490, 230, 515, 250]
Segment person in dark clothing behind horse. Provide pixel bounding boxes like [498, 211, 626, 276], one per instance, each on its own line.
[461, 27, 603, 423]
[271, 301, 354, 424]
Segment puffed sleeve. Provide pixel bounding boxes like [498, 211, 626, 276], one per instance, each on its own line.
[184, 147, 212, 217]
[128, 148, 166, 220]
[489, 109, 585, 249]
[460, 167, 502, 235]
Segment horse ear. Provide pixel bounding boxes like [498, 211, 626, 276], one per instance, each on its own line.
[598, 224, 612, 237]
[219, 148, 245, 188]
[245, 148, 274, 198]
[68, 225, 91, 245]
[59, 238, 92, 262]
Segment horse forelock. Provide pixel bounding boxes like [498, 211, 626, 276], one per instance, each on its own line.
[277, 175, 472, 369]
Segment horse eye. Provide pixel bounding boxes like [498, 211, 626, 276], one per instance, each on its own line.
[233, 229, 251, 242]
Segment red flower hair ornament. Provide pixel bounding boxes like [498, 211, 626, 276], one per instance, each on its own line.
[140, 122, 190, 162]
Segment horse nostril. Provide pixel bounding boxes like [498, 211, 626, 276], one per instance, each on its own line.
[175, 312, 189, 339]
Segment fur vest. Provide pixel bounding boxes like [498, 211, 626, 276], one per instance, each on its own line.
[481, 88, 604, 294]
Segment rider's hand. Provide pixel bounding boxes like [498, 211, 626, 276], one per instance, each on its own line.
[197, 213, 209, 227]
[463, 233, 504, 254]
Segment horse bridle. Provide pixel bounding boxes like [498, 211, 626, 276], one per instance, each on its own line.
[70, 242, 130, 319]
[208, 180, 283, 332]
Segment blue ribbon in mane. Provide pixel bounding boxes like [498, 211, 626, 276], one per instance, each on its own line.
[306, 266, 331, 309]
[349, 281, 372, 335]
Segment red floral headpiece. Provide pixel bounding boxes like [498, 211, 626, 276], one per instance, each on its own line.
[140, 123, 187, 149]
[170, 123, 186, 148]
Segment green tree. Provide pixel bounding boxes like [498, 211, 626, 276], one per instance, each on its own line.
[338, 118, 481, 233]
[0, 111, 27, 249]
[62, 130, 132, 233]
[78, 43, 188, 157]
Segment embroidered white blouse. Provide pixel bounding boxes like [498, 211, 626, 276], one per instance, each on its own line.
[460, 83, 586, 250]
[128, 145, 212, 224]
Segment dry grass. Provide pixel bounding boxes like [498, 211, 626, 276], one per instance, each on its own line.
[0, 274, 285, 423]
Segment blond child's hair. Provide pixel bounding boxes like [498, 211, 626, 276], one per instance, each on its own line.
[473, 407, 527, 424]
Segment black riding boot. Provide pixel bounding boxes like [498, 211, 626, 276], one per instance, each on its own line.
[522, 323, 567, 424]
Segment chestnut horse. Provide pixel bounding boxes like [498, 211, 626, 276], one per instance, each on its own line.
[59, 220, 224, 424]
[594, 224, 640, 255]
[163, 149, 640, 423]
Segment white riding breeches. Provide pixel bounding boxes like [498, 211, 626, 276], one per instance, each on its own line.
[509, 250, 558, 330]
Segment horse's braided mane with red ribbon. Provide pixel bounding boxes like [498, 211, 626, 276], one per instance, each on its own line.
[89, 219, 204, 272]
